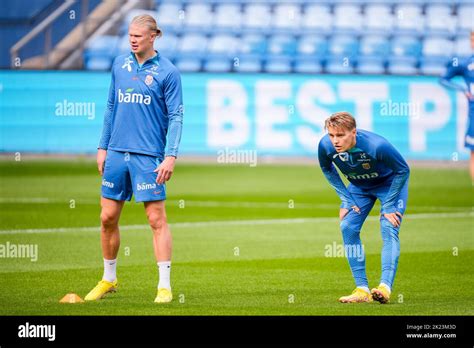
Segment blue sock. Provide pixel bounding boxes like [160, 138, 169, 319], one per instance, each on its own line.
[340, 216, 368, 288]
[380, 217, 401, 289]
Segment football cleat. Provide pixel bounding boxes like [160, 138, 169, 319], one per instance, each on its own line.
[84, 279, 118, 301]
[371, 285, 390, 304]
[154, 288, 173, 303]
[339, 288, 373, 303]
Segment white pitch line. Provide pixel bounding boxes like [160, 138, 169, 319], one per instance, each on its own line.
[0, 197, 471, 211]
[0, 212, 472, 235]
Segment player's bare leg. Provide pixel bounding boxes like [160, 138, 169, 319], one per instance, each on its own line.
[145, 200, 173, 303]
[100, 197, 124, 260]
[85, 197, 124, 301]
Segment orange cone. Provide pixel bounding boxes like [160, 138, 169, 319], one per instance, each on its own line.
[59, 293, 84, 303]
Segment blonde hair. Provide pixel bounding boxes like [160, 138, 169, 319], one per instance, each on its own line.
[324, 111, 357, 131]
[130, 14, 162, 38]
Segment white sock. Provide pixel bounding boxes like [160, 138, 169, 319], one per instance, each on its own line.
[357, 286, 370, 294]
[157, 261, 171, 290]
[380, 283, 391, 294]
[102, 258, 117, 282]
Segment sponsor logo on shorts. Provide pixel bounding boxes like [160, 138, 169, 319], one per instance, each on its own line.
[137, 182, 157, 191]
[102, 179, 114, 188]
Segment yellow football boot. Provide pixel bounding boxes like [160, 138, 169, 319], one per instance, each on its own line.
[154, 288, 173, 303]
[371, 285, 390, 304]
[339, 288, 373, 303]
[84, 279, 118, 301]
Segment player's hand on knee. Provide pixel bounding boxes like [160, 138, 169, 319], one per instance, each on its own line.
[154, 156, 176, 184]
[383, 212, 403, 227]
[97, 149, 107, 176]
[340, 206, 360, 220]
[339, 208, 349, 221]
[351, 205, 361, 214]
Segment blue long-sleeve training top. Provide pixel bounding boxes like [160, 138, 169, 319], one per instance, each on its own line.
[98, 51, 183, 158]
[439, 55, 474, 114]
[318, 129, 410, 214]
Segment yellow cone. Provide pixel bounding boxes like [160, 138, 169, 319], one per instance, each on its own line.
[59, 293, 84, 303]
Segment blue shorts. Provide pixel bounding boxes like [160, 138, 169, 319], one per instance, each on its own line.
[343, 178, 409, 217]
[101, 150, 166, 202]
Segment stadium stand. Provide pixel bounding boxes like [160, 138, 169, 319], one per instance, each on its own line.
[4, 1, 473, 74]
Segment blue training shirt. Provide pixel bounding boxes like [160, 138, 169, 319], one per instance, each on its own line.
[318, 129, 410, 214]
[439, 55, 474, 116]
[98, 51, 183, 158]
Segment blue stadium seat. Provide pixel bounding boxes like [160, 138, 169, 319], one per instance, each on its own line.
[174, 58, 201, 72]
[425, 4, 455, 36]
[264, 34, 296, 73]
[328, 35, 359, 57]
[156, 3, 184, 34]
[364, 4, 394, 35]
[387, 35, 421, 75]
[214, 4, 242, 33]
[234, 56, 262, 73]
[387, 56, 418, 75]
[204, 34, 238, 72]
[326, 35, 359, 74]
[453, 35, 472, 59]
[297, 35, 327, 57]
[84, 35, 119, 70]
[295, 35, 326, 73]
[184, 3, 213, 33]
[456, 5, 474, 34]
[117, 35, 130, 55]
[267, 34, 297, 56]
[263, 56, 292, 73]
[301, 4, 332, 35]
[177, 33, 208, 58]
[174, 33, 207, 71]
[239, 34, 267, 56]
[242, 4, 272, 34]
[272, 4, 301, 33]
[154, 34, 179, 59]
[333, 4, 362, 34]
[391, 35, 422, 58]
[356, 35, 390, 74]
[234, 34, 266, 73]
[419, 36, 453, 75]
[394, 4, 424, 35]
[294, 57, 323, 74]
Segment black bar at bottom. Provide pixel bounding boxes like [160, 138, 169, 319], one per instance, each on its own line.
[0, 316, 471, 346]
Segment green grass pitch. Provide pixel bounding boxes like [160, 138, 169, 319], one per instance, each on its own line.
[0, 159, 472, 315]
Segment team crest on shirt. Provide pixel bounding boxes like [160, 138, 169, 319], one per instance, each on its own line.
[145, 74, 154, 86]
[362, 163, 371, 170]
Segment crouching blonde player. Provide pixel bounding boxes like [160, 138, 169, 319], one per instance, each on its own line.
[318, 112, 409, 304]
[85, 14, 183, 303]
